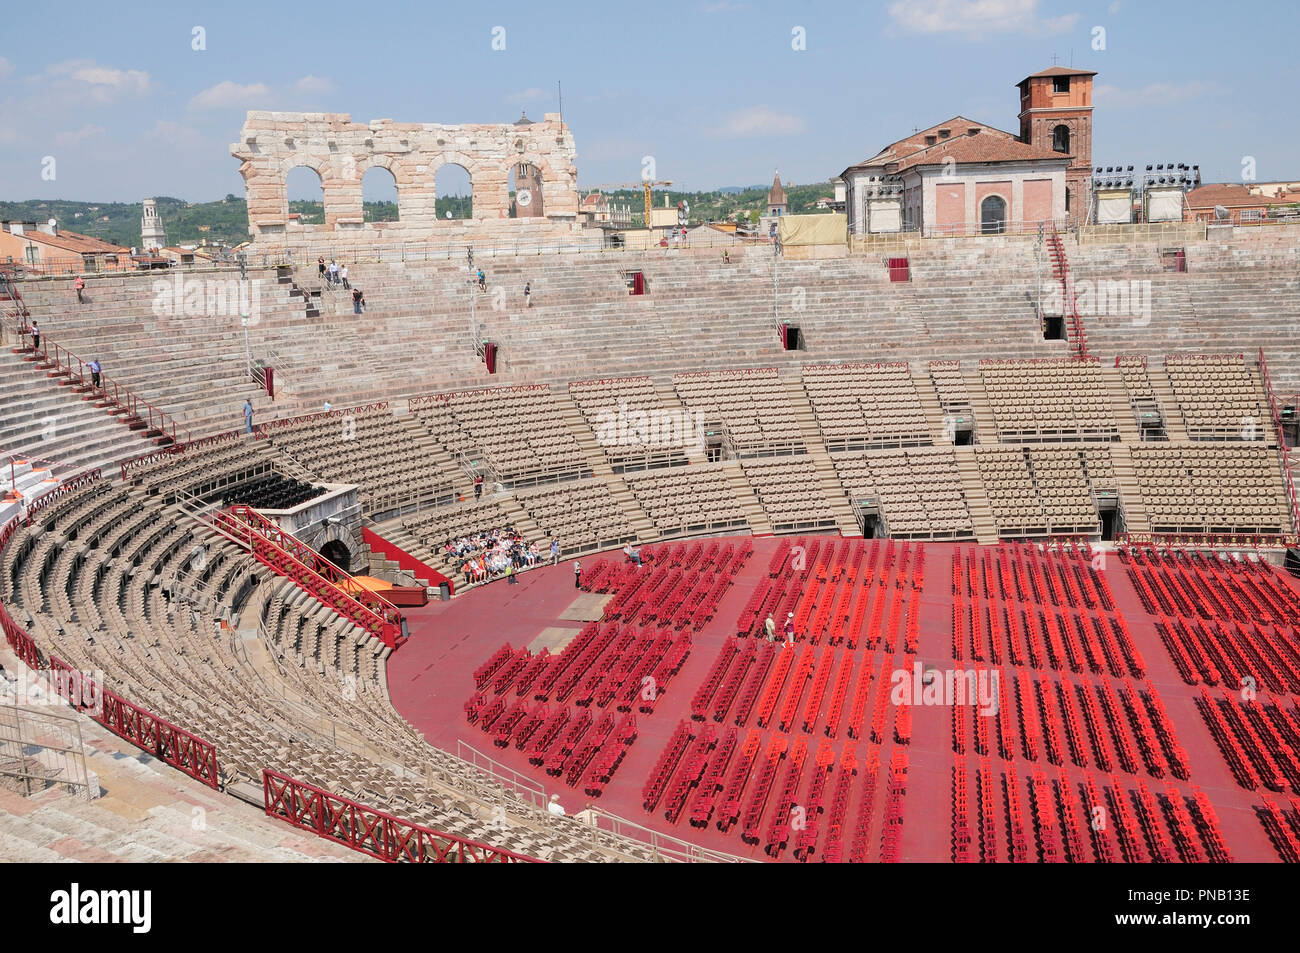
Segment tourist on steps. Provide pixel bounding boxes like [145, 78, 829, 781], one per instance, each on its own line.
[474, 474, 484, 499]
[243, 399, 254, 435]
[88, 358, 101, 389]
[29, 320, 39, 352]
[340, 264, 349, 290]
[477, 268, 486, 291]
[74, 275, 85, 304]
[573, 560, 582, 589]
[524, 281, 532, 307]
[550, 540, 560, 565]
[352, 288, 364, 314]
[317, 256, 326, 278]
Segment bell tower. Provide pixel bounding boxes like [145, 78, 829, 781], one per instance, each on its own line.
[1016, 66, 1095, 223]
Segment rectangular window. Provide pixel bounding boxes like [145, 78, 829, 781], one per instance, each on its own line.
[1053, 76, 1070, 94]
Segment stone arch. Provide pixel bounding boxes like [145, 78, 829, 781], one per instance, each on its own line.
[980, 194, 1008, 234]
[320, 538, 352, 571]
[360, 162, 400, 223]
[1052, 123, 1070, 154]
[283, 162, 326, 227]
[433, 158, 475, 221]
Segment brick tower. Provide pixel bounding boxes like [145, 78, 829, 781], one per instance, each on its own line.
[1016, 66, 1095, 224]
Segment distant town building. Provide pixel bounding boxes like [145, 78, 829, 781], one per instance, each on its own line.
[1184, 184, 1300, 225]
[840, 65, 1094, 237]
[141, 197, 168, 253]
[0, 220, 130, 275]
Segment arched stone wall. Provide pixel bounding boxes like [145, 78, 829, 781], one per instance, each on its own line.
[231, 111, 580, 244]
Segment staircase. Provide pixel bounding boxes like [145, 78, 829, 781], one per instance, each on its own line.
[911, 369, 951, 443]
[1100, 365, 1142, 442]
[1108, 443, 1150, 536]
[1047, 227, 1089, 360]
[781, 379, 862, 537]
[722, 462, 772, 536]
[961, 369, 997, 444]
[1146, 367, 1190, 440]
[953, 446, 999, 544]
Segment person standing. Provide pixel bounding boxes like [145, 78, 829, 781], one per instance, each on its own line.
[477, 268, 486, 291]
[317, 256, 326, 278]
[764, 613, 777, 642]
[243, 399, 254, 435]
[340, 264, 350, 290]
[573, 560, 582, 589]
[88, 358, 101, 389]
[474, 474, 484, 499]
[352, 287, 363, 315]
[783, 612, 795, 646]
[74, 275, 85, 304]
[328, 260, 339, 285]
[29, 320, 39, 352]
[524, 281, 532, 308]
[506, 562, 518, 585]
[550, 540, 559, 566]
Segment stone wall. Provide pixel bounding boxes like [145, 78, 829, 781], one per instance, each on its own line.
[231, 111, 581, 246]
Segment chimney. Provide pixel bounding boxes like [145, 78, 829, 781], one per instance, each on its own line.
[38, 219, 58, 236]
[8, 221, 24, 236]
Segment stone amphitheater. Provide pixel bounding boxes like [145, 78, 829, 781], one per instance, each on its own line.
[2, 222, 1299, 863]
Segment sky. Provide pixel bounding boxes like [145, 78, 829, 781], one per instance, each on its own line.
[1, 0, 1297, 204]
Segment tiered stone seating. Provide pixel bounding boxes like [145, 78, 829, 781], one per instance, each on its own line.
[674, 368, 803, 456]
[1, 480, 660, 862]
[1165, 355, 1271, 440]
[411, 385, 589, 487]
[568, 376, 689, 471]
[623, 463, 748, 537]
[740, 457, 836, 532]
[1130, 443, 1292, 534]
[260, 404, 457, 518]
[513, 479, 636, 554]
[400, 497, 520, 577]
[802, 362, 930, 451]
[980, 359, 1118, 442]
[929, 360, 972, 412]
[831, 448, 974, 538]
[123, 434, 273, 502]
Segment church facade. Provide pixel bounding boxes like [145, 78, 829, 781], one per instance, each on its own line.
[841, 66, 1094, 237]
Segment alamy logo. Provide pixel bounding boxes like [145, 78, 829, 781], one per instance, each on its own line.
[593, 402, 706, 455]
[152, 272, 262, 321]
[889, 663, 1000, 716]
[1045, 277, 1152, 326]
[49, 883, 151, 934]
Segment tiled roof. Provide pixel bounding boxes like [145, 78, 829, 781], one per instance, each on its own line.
[1017, 66, 1097, 83]
[1185, 184, 1289, 209]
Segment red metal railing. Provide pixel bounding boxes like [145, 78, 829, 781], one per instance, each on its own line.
[1047, 226, 1090, 361]
[255, 402, 388, 438]
[16, 329, 191, 446]
[119, 428, 243, 481]
[24, 468, 101, 525]
[46, 657, 220, 788]
[1257, 347, 1300, 535]
[212, 505, 405, 648]
[0, 526, 42, 669]
[262, 769, 541, 863]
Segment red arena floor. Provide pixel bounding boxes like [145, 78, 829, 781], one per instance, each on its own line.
[387, 535, 1300, 862]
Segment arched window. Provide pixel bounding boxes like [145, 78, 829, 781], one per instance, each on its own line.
[285, 166, 324, 225]
[980, 195, 1007, 235]
[436, 163, 473, 220]
[362, 166, 399, 223]
[1053, 124, 1070, 154]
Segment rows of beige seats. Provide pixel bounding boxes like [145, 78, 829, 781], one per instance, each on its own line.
[1165, 355, 1271, 439]
[514, 479, 636, 554]
[832, 448, 974, 538]
[569, 376, 689, 469]
[673, 369, 803, 452]
[802, 362, 930, 451]
[127, 437, 274, 501]
[740, 457, 836, 531]
[622, 463, 748, 536]
[1131, 443, 1292, 533]
[1026, 447, 1107, 533]
[929, 360, 972, 411]
[264, 405, 456, 514]
[1116, 356, 1157, 406]
[412, 386, 587, 486]
[1, 482, 656, 861]
[979, 359, 1118, 441]
[974, 446, 1105, 536]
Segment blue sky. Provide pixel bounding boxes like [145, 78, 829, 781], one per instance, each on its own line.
[2, 0, 1296, 203]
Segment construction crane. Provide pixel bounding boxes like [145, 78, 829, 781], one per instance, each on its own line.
[585, 180, 674, 228]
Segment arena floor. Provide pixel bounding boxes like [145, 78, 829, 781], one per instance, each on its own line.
[388, 535, 1297, 862]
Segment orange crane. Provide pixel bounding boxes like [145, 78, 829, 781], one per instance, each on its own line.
[586, 180, 674, 227]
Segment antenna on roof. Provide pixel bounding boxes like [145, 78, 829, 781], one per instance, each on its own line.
[557, 80, 563, 130]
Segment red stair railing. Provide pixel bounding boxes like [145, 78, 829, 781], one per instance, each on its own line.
[1047, 226, 1089, 361]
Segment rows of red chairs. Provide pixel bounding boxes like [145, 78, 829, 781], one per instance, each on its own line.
[761, 735, 809, 856]
[878, 747, 909, 862]
[642, 719, 695, 812]
[1123, 546, 1300, 625]
[1157, 614, 1300, 694]
[1257, 794, 1300, 862]
[738, 734, 788, 843]
[1196, 688, 1300, 794]
[710, 640, 757, 724]
[662, 725, 717, 823]
[954, 667, 1189, 781]
[687, 728, 739, 828]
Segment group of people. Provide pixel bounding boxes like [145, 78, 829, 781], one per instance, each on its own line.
[763, 611, 798, 645]
[447, 529, 560, 586]
[473, 266, 533, 308]
[317, 257, 351, 289]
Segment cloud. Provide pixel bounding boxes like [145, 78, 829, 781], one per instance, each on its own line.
[1093, 80, 1219, 108]
[54, 124, 105, 146]
[507, 87, 549, 105]
[888, 0, 1079, 36]
[189, 80, 272, 110]
[0, 57, 13, 80]
[294, 74, 334, 95]
[43, 59, 151, 102]
[708, 106, 806, 139]
[146, 120, 203, 149]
